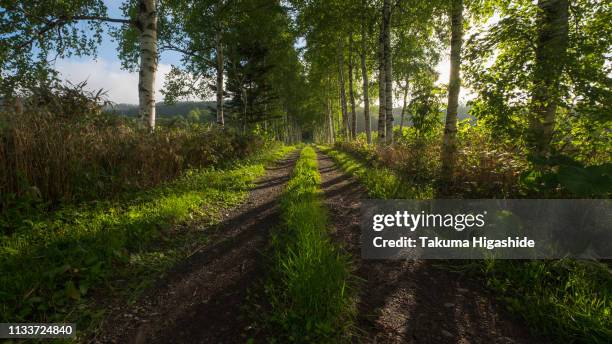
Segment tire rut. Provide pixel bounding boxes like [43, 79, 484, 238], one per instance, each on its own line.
[94, 151, 299, 344]
[316, 151, 544, 344]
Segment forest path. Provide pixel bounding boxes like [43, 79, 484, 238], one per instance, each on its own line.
[316, 151, 542, 344]
[95, 150, 299, 344]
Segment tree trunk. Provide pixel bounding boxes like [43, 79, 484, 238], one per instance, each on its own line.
[383, 0, 393, 143]
[136, 0, 157, 130]
[215, 29, 225, 126]
[360, 23, 372, 144]
[440, 0, 463, 183]
[377, 26, 386, 143]
[529, 0, 569, 157]
[399, 81, 408, 135]
[348, 34, 357, 140]
[242, 85, 247, 132]
[338, 40, 350, 139]
[328, 98, 335, 144]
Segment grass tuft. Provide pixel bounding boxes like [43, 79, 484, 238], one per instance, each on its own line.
[265, 146, 356, 343]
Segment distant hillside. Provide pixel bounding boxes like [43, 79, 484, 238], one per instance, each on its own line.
[104, 101, 471, 129]
[353, 104, 472, 132]
[105, 101, 216, 118]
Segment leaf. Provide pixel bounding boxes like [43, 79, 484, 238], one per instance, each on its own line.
[558, 164, 612, 196]
[65, 281, 81, 300]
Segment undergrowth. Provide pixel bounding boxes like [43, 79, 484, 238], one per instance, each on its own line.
[0, 144, 294, 337]
[482, 259, 611, 343]
[265, 146, 356, 343]
[0, 84, 266, 214]
[317, 145, 433, 199]
[320, 144, 611, 344]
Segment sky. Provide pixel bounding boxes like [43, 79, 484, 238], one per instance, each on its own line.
[52, 0, 182, 104]
[54, 0, 459, 105]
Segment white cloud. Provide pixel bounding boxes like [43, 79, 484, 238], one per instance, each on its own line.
[54, 58, 172, 104]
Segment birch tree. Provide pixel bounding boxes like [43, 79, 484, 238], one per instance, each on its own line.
[382, 0, 394, 143]
[464, 0, 607, 162]
[156, 0, 232, 127]
[338, 39, 350, 139]
[136, 0, 158, 129]
[360, 16, 372, 144]
[377, 27, 386, 143]
[348, 34, 358, 139]
[398, 79, 409, 134]
[0, 0, 159, 129]
[528, 0, 569, 157]
[440, 0, 463, 183]
[215, 27, 225, 126]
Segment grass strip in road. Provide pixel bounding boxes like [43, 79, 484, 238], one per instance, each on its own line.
[0, 144, 294, 336]
[265, 146, 356, 343]
[319, 145, 611, 344]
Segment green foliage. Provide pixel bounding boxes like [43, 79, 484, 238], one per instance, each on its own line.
[406, 73, 445, 138]
[318, 145, 433, 199]
[520, 155, 612, 197]
[0, 143, 293, 328]
[327, 136, 611, 344]
[0, 0, 108, 94]
[0, 86, 265, 215]
[482, 259, 612, 344]
[265, 146, 356, 343]
[464, 0, 611, 156]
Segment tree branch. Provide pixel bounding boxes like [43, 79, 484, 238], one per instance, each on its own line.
[72, 16, 133, 24]
[14, 15, 133, 51]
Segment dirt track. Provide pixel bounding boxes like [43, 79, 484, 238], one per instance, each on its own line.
[316, 152, 545, 344]
[94, 149, 545, 343]
[93, 151, 298, 344]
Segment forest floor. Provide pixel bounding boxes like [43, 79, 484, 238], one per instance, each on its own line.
[316, 151, 547, 344]
[92, 151, 299, 344]
[92, 149, 546, 344]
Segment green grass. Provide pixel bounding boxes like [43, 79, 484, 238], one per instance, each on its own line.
[481, 259, 611, 344]
[317, 145, 433, 199]
[0, 144, 294, 337]
[265, 146, 356, 343]
[320, 144, 611, 344]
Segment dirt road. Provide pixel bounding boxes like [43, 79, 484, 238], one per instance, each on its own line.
[94, 151, 298, 344]
[317, 152, 544, 344]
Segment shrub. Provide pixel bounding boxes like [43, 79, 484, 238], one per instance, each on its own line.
[335, 121, 527, 198]
[0, 86, 264, 225]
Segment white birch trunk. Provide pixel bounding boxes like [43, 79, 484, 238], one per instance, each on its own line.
[328, 98, 335, 144]
[361, 28, 372, 144]
[348, 34, 357, 139]
[530, 0, 569, 157]
[215, 29, 225, 126]
[399, 82, 408, 135]
[377, 27, 386, 143]
[338, 40, 350, 139]
[383, 0, 393, 143]
[137, 0, 157, 130]
[441, 0, 463, 183]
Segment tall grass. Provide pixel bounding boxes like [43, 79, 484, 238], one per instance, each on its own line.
[0, 87, 264, 218]
[340, 122, 528, 198]
[483, 259, 611, 344]
[265, 146, 356, 343]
